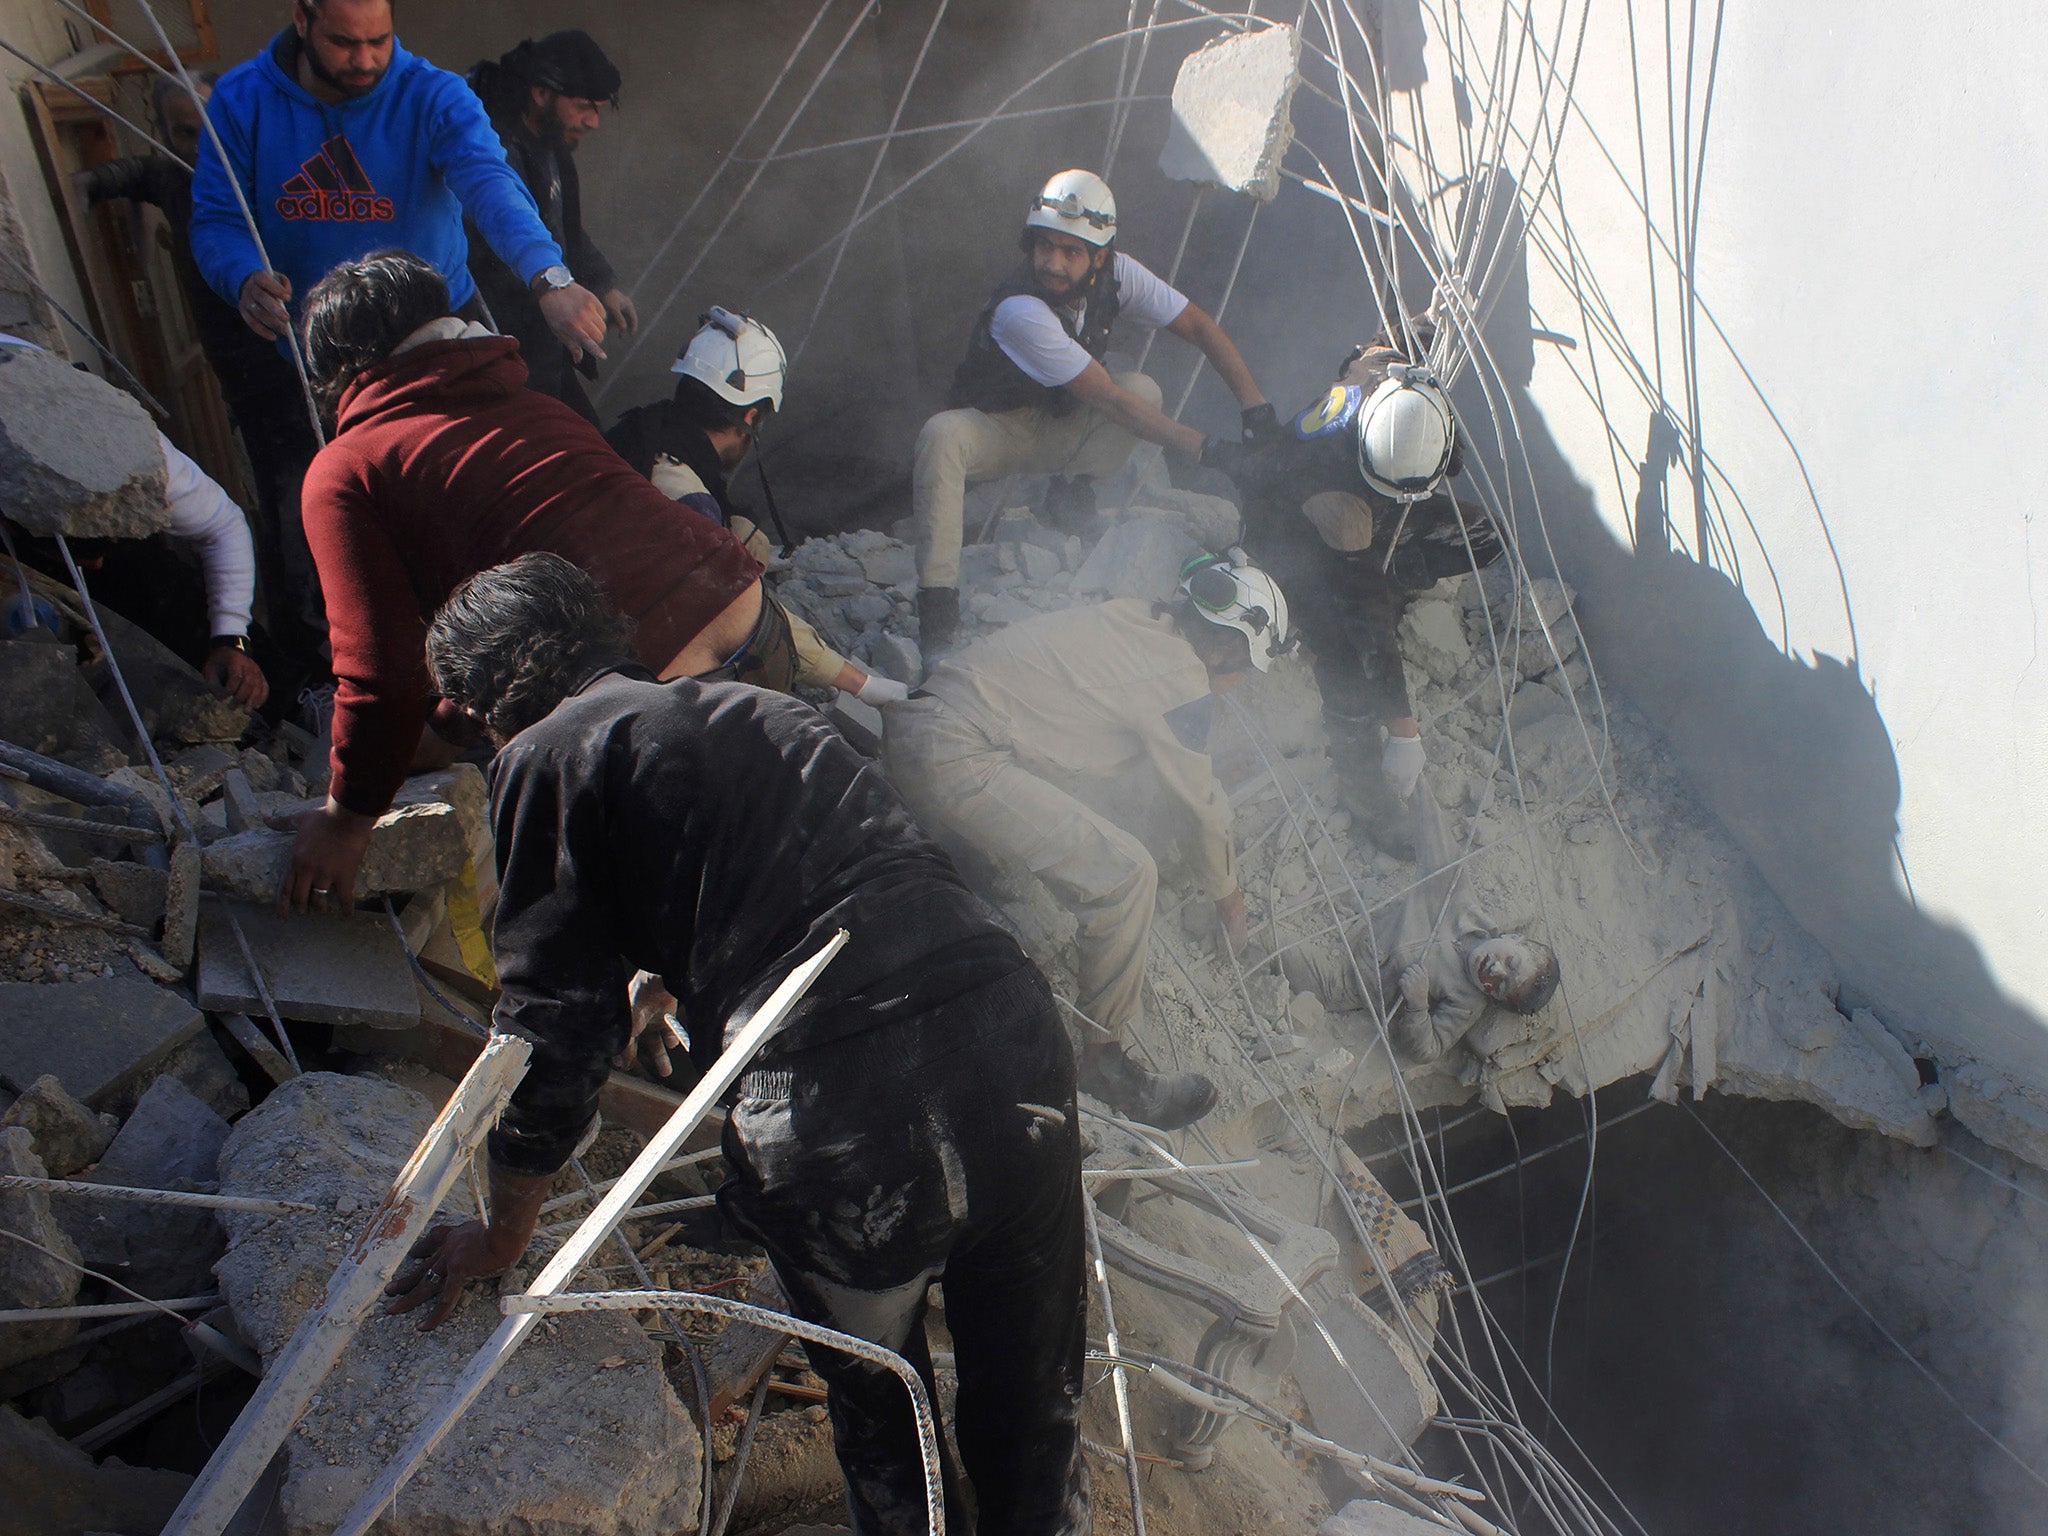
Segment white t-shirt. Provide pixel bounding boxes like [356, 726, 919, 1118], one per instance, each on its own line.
[987, 252, 1190, 388]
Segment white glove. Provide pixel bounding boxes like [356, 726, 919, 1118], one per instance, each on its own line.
[1382, 732, 1426, 799]
[856, 672, 910, 706]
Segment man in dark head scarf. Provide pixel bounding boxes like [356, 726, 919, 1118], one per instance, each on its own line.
[464, 29, 634, 422]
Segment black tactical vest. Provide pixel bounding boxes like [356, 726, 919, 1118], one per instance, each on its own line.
[947, 259, 1122, 415]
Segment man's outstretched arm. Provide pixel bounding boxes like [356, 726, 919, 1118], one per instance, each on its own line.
[1166, 300, 1267, 411]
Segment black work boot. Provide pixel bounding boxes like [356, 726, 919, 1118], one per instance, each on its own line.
[917, 586, 960, 653]
[1041, 473, 1101, 535]
[1080, 1042, 1218, 1130]
[1340, 766, 1416, 860]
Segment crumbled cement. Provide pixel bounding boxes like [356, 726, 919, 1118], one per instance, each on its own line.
[215, 1073, 702, 1536]
[5, 1402, 191, 1535]
[0, 1074, 114, 1177]
[1158, 22, 1301, 201]
[195, 901, 420, 1028]
[201, 799, 469, 903]
[0, 347, 168, 538]
[57, 1075, 228, 1299]
[0, 1126, 82, 1370]
[0, 973, 203, 1108]
[1322, 1500, 1445, 1536]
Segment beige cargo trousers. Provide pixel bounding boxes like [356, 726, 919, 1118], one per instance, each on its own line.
[911, 370, 1163, 589]
[886, 696, 1157, 1041]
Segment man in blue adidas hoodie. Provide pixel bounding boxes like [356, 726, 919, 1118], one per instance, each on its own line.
[191, 0, 607, 365]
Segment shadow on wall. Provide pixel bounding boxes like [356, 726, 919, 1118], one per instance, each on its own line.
[1460, 186, 2048, 1098]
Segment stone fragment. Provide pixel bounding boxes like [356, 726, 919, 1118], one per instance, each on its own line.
[196, 901, 420, 1028]
[6, 1403, 192, 1534]
[0, 638, 128, 770]
[1399, 598, 1471, 685]
[1322, 1499, 1447, 1536]
[1292, 1292, 1436, 1461]
[58, 1075, 228, 1299]
[844, 590, 894, 625]
[0, 1074, 114, 1176]
[236, 746, 281, 793]
[167, 743, 236, 798]
[219, 767, 261, 832]
[1017, 541, 1061, 584]
[216, 1073, 701, 1536]
[87, 858, 167, 930]
[1072, 514, 1203, 601]
[829, 695, 884, 757]
[154, 1026, 250, 1122]
[855, 542, 916, 588]
[0, 1127, 82, 1370]
[0, 346, 168, 538]
[84, 601, 249, 745]
[868, 631, 923, 686]
[0, 974, 202, 1109]
[1130, 485, 1243, 549]
[161, 838, 200, 968]
[1158, 22, 1301, 200]
[201, 798, 468, 903]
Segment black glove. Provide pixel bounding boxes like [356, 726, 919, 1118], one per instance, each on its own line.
[1199, 435, 1249, 479]
[1240, 402, 1280, 451]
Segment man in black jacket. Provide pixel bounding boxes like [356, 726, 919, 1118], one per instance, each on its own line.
[386, 554, 1090, 1536]
[465, 30, 635, 421]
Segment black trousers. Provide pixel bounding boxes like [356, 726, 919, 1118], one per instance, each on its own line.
[1250, 492, 1504, 765]
[720, 965, 1091, 1536]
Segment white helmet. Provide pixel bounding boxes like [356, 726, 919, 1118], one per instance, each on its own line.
[1024, 169, 1117, 247]
[671, 306, 788, 411]
[1179, 551, 1293, 672]
[1356, 367, 1457, 502]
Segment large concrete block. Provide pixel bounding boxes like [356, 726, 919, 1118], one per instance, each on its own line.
[0, 637, 128, 770]
[6, 1402, 191, 1534]
[0, 346, 168, 538]
[195, 901, 420, 1028]
[201, 799, 469, 903]
[216, 1073, 702, 1536]
[0, 973, 203, 1109]
[1291, 1292, 1437, 1462]
[57, 1075, 228, 1299]
[0, 1127, 82, 1370]
[1157, 22, 1301, 201]
[0, 1073, 114, 1177]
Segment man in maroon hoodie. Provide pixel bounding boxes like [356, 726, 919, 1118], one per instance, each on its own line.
[282, 250, 774, 911]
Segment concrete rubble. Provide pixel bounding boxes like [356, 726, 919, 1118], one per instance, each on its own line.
[0, 1126, 82, 1370]
[1158, 22, 1301, 201]
[215, 1073, 702, 1536]
[0, 1073, 115, 1177]
[0, 345, 167, 539]
[6, 1400, 191, 1535]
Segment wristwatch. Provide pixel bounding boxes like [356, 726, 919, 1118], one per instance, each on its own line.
[530, 263, 574, 295]
[210, 634, 251, 654]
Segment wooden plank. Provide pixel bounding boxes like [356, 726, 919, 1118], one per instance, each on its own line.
[706, 1267, 794, 1420]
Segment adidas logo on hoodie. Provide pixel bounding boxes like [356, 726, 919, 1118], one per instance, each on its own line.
[275, 134, 394, 222]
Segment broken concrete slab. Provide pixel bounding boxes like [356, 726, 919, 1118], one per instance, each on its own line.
[200, 799, 469, 903]
[0, 1074, 115, 1176]
[87, 858, 167, 931]
[1399, 599, 1471, 686]
[0, 638, 128, 770]
[0, 1127, 82, 1370]
[154, 1025, 250, 1122]
[0, 973, 203, 1109]
[58, 1075, 228, 1299]
[219, 768, 261, 833]
[0, 346, 168, 539]
[1158, 21, 1300, 201]
[1291, 1291, 1436, 1462]
[215, 1072, 703, 1536]
[161, 839, 199, 968]
[868, 631, 922, 686]
[7, 1402, 192, 1536]
[195, 901, 420, 1029]
[829, 695, 884, 757]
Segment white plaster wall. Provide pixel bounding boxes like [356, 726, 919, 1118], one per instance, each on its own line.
[1402, 0, 2048, 1089]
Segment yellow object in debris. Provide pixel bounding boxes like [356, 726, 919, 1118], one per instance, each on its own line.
[447, 860, 497, 988]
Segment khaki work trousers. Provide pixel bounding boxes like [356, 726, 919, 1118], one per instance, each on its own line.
[911, 370, 1163, 589]
[885, 694, 1157, 1041]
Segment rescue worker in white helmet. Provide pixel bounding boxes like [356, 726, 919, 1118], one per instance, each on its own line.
[1235, 315, 1504, 854]
[884, 553, 1294, 1130]
[607, 308, 909, 705]
[912, 169, 1278, 650]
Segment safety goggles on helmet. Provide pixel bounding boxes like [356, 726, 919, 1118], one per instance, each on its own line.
[673, 306, 788, 412]
[1178, 551, 1295, 672]
[1028, 191, 1115, 230]
[1355, 365, 1458, 503]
